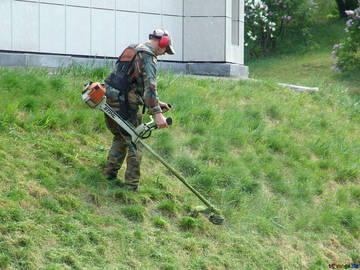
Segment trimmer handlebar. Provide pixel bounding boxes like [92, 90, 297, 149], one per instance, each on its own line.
[160, 103, 172, 110]
[152, 117, 172, 129]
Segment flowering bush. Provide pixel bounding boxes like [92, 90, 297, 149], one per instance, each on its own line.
[335, 0, 358, 17]
[332, 1, 360, 72]
[245, 0, 317, 58]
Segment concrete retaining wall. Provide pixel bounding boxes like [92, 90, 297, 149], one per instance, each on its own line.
[0, 52, 248, 78]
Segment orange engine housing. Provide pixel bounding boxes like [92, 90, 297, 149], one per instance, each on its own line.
[88, 82, 106, 105]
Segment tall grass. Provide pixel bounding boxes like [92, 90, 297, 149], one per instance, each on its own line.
[0, 65, 359, 269]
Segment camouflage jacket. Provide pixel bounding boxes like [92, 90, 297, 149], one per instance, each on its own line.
[105, 42, 161, 116]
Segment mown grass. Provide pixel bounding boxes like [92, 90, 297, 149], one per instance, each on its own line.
[0, 58, 359, 270]
[247, 19, 360, 96]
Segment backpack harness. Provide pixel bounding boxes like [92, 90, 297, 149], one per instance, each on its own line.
[105, 44, 156, 120]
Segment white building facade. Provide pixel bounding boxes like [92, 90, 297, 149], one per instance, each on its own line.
[0, 0, 248, 77]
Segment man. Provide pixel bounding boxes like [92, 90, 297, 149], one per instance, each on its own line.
[103, 29, 175, 191]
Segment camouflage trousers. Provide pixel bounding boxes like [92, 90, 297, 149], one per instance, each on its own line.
[103, 109, 143, 190]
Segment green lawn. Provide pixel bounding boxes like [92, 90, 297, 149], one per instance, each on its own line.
[0, 60, 359, 269]
[247, 19, 360, 96]
[248, 50, 360, 95]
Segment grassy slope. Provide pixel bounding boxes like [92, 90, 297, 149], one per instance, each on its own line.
[0, 65, 359, 270]
[0, 20, 359, 269]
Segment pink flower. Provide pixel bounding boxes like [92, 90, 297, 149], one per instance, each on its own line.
[287, 16, 292, 21]
[346, 19, 353, 26]
[345, 10, 354, 15]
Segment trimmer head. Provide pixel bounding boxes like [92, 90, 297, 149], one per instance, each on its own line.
[209, 213, 225, 225]
[191, 205, 225, 225]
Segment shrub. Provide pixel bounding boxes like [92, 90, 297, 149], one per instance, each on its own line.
[335, 0, 359, 17]
[332, 2, 360, 71]
[245, 0, 317, 57]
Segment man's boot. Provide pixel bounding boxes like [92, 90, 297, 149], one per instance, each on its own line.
[103, 167, 118, 180]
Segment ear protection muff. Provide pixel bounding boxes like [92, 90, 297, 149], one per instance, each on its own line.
[158, 35, 170, 48]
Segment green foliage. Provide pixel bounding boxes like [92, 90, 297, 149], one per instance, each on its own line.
[185, 135, 203, 150]
[158, 200, 178, 216]
[48, 75, 65, 92]
[153, 131, 175, 158]
[266, 171, 290, 195]
[153, 216, 168, 228]
[350, 185, 360, 202]
[314, 0, 339, 21]
[121, 205, 145, 222]
[179, 216, 196, 230]
[175, 155, 201, 177]
[332, 4, 360, 72]
[338, 208, 360, 233]
[190, 171, 217, 194]
[245, 0, 317, 58]
[335, 0, 359, 17]
[0, 254, 10, 269]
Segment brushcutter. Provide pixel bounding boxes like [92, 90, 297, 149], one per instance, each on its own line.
[81, 82, 224, 225]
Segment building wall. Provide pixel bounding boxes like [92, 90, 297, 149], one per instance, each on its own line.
[0, 0, 244, 65]
[181, 0, 244, 64]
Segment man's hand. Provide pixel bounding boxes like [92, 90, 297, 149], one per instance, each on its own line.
[159, 101, 170, 113]
[155, 113, 168, 129]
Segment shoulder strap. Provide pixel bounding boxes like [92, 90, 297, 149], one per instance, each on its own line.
[116, 45, 137, 64]
[134, 44, 156, 57]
